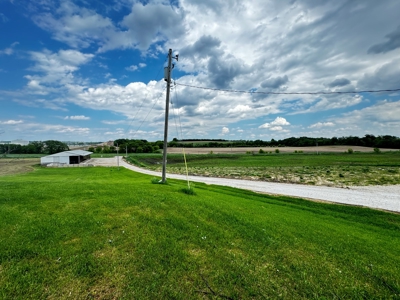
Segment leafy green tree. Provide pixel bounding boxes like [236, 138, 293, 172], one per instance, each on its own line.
[44, 140, 69, 154]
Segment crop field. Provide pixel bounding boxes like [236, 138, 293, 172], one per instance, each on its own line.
[0, 163, 399, 299]
[129, 152, 400, 187]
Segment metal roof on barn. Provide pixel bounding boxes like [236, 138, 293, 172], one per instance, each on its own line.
[46, 150, 93, 157]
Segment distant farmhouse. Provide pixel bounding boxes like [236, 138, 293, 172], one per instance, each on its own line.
[41, 150, 93, 166]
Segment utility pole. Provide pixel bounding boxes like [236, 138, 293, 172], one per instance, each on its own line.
[162, 49, 178, 183]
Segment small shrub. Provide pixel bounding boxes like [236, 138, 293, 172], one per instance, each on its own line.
[259, 149, 265, 154]
[347, 148, 353, 154]
[182, 187, 196, 195]
[294, 150, 298, 153]
[374, 148, 381, 154]
[209, 151, 214, 155]
[275, 149, 280, 154]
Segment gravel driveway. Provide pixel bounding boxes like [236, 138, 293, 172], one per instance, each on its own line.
[86, 157, 400, 213]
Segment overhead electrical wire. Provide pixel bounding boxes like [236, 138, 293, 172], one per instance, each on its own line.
[125, 57, 167, 140]
[129, 93, 162, 139]
[174, 82, 400, 95]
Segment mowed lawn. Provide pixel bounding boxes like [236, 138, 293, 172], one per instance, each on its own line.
[0, 166, 399, 299]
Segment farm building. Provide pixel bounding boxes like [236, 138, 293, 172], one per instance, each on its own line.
[40, 150, 93, 166]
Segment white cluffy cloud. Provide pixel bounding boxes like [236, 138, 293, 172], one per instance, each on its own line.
[309, 122, 335, 129]
[64, 115, 90, 120]
[259, 117, 290, 132]
[221, 127, 230, 134]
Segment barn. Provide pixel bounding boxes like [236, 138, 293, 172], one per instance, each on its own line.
[40, 150, 93, 166]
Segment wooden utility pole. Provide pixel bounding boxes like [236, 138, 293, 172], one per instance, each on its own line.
[162, 49, 178, 183]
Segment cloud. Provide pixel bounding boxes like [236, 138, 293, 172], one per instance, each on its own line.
[23, 49, 94, 95]
[328, 78, 350, 88]
[358, 59, 400, 90]
[309, 122, 335, 129]
[125, 63, 146, 72]
[227, 105, 252, 114]
[207, 54, 250, 88]
[126, 65, 138, 71]
[261, 75, 289, 89]
[0, 42, 19, 55]
[221, 127, 229, 134]
[368, 25, 400, 54]
[5, 0, 400, 141]
[64, 115, 90, 120]
[259, 117, 290, 131]
[180, 35, 221, 58]
[0, 120, 24, 125]
[327, 100, 400, 136]
[113, 1, 186, 52]
[33, 1, 115, 49]
[291, 95, 363, 115]
[271, 116, 290, 126]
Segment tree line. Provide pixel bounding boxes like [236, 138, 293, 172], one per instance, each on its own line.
[87, 139, 164, 154]
[0, 140, 69, 155]
[170, 134, 400, 149]
[2, 134, 399, 155]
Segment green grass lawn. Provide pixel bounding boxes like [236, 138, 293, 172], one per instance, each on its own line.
[129, 152, 400, 186]
[0, 166, 399, 299]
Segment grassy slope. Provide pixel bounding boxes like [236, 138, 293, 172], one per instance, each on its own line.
[0, 167, 399, 299]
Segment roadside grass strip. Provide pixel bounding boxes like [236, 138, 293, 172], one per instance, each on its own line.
[0, 167, 399, 299]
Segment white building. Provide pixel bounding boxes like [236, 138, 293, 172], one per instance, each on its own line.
[10, 139, 29, 146]
[40, 150, 92, 166]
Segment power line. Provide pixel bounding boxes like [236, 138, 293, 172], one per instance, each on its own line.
[129, 93, 162, 139]
[175, 82, 400, 95]
[124, 58, 167, 139]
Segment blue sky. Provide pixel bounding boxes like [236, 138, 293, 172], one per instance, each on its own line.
[1, 0, 400, 142]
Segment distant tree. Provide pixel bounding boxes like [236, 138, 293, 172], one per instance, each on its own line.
[44, 140, 69, 154]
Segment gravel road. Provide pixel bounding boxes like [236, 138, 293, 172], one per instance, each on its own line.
[85, 157, 400, 213]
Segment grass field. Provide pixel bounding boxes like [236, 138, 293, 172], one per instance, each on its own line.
[0, 164, 399, 299]
[129, 152, 400, 187]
